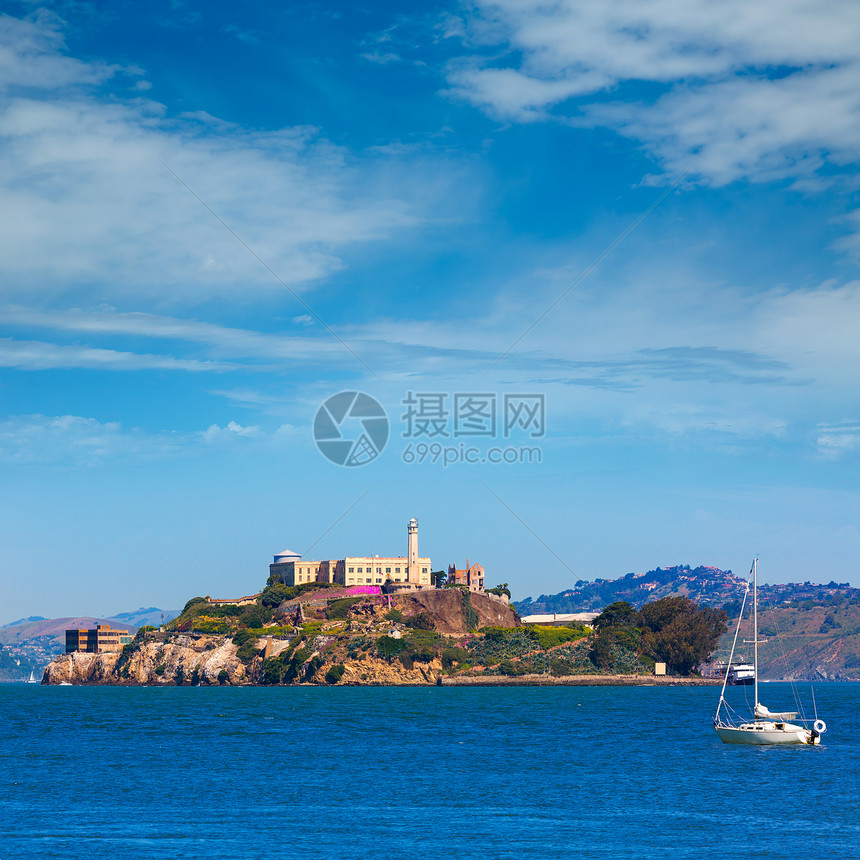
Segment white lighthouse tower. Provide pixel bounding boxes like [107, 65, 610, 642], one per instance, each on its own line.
[407, 516, 419, 583]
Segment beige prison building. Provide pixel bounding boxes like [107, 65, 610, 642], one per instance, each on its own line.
[270, 517, 431, 589]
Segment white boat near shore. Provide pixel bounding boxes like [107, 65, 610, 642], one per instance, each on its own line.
[714, 559, 826, 746]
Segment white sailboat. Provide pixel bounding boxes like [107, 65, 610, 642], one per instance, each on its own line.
[714, 559, 826, 746]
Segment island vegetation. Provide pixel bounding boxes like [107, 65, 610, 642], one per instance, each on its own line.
[58, 579, 730, 687]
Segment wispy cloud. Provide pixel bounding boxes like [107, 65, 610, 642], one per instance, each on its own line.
[817, 422, 860, 458]
[0, 306, 344, 363]
[0, 413, 297, 465]
[0, 337, 231, 371]
[446, 0, 860, 186]
[0, 13, 440, 303]
[360, 52, 401, 65]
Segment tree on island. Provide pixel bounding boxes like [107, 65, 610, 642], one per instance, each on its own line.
[589, 601, 640, 670]
[593, 600, 637, 630]
[636, 597, 728, 676]
[431, 569, 447, 588]
[589, 597, 728, 675]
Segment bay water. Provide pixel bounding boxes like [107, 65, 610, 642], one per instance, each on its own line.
[1, 682, 857, 859]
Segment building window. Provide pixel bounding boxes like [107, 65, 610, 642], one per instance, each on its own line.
[376, 567, 381, 574]
[348, 567, 354, 573]
[386, 567, 391, 573]
[366, 578, 372, 583]
[376, 578, 382, 583]
[395, 578, 401, 582]
[395, 567, 401, 573]
[422, 567, 428, 573]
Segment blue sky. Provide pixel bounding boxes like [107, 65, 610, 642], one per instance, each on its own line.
[2, 0, 860, 622]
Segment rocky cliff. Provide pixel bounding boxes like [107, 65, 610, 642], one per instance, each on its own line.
[43, 635, 249, 685]
[42, 587, 520, 687]
[42, 633, 445, 686]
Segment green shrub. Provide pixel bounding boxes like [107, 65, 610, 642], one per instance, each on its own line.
[204, 604, 243, 617]
[479, 626, 514, 642]
[550, 657, 577, 676]
[217, 669, 229, 684]
[120, 641, 138, 660]
[442, 646, 469, 669]
[408, 645, 435, 663]
[261, 584, 292, 608]
[235, 636, 263, 663]
[325, 664, 345, 684]
[239, 605, 270, 629]
[385, 609, 403, 622]
[155, 663, 166, 676]
[300, 621, 324, 635]
[468, 628, 535, 664]
[191, 618, 233, 635]
[232, 629, 257, 647]
[182, 596, 209, 614]
[399, 652, 414, 670]
[376, 635, 407, 658]
[404, 611, 435, 630]
[405, 628, 440, 646]
[497, 659, 528, 676]
[305, 655, 324, 681]
[460, 590, 479, 631]
[326, 598, 362, 620]
[527, 624, 590, 650]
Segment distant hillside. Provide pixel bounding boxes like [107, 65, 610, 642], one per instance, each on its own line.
[515, 565, 858, 614]
[516, 565, 746, 613]
[0, 607, 179, 680]
[516, 565, 860, 680]
[714, 595, 860, 681]
[109, 607, 178, 628]
[1, 615, 47, 629]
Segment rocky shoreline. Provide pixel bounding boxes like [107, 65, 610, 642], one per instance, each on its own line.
[42, 634, 447, 686]
[440, 674, 721, 686]
[42, 639, 720, 687]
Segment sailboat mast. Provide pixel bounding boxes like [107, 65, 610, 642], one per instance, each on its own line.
[753, 558, 759, 710]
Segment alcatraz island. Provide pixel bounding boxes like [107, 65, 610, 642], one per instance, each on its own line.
[43, 517, 732, 687]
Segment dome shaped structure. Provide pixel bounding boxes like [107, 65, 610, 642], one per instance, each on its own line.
[273, 549, 301, 564]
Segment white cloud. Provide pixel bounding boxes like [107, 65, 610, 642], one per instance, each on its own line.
[200, 420, 261, 443]
[0, 13, 429, 302]
[817, 423, 860, 458]
[0, 306, 344, 363]
[360, 52, 401, 65]
[4, 273, 860, 454]
[0, 413, 294, 464]
[0, 11, 119, 90]
[447, 0, 860, 185]
[0, 414, 175, 464]
[0, 336, 231, 371]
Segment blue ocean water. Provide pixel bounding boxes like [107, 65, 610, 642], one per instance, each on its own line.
[0, 682, 857, 859]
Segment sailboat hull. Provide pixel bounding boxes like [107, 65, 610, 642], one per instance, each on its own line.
[715, 722, 818, 745]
